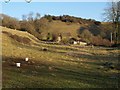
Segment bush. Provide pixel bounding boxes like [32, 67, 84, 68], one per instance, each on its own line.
[2, 14, 20, 30]
[61, 37, 69, 44]
[91, 35, 111, 46]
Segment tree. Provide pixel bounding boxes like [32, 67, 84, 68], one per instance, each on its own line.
[2, 14, 20, 30]
[35, 13, 41, 20]
[80, 29, 93, 43]
[34, 19, 41, 34]
[28, 12, 34, 21]
[38, 17, 49, 31]
[44, 15, 53, 22]
[103, 1, 120, 44]
[22, 15, 27, 21]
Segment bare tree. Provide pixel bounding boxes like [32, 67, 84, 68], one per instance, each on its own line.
[35, 13, 41, 20]
[28, 12, 34, 21]
[22, 15, 27, 21]
[103, 0, 120, 44]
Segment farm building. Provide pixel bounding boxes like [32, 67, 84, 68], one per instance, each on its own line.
[69, 38, 87, 46]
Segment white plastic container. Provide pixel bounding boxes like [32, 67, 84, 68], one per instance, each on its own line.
[16, 63, 21, 68]
[25, 58, 29, 62]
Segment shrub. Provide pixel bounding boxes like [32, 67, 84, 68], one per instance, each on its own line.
[61, 37, 69, 44]
[2, 14, 20, 30]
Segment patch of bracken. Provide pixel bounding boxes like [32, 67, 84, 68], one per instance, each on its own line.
[10, 34, 31, 44]
[2, 31, 12, 36]
[2, 31, 31, 44]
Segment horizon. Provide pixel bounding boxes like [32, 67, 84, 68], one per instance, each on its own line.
[1, 2, 108, 21]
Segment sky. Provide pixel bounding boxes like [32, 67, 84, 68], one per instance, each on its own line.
[1, 2, 108, 21]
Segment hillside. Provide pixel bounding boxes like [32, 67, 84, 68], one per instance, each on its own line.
[1, 26, 40, 57]
[1, 26, 120, 88]
[40, 20, 80, 37]
[1, 14, 113, 46]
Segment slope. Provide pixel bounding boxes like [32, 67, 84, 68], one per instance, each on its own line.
[1, 26, 119, 88]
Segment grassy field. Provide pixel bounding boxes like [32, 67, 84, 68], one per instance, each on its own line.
[1, 26, 120, 88]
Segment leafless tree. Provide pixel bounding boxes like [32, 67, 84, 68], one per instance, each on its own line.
[103, 0, 120, 44]
[28, 12, 34, 21]
[35, 13, 41, 20]
[22, 15, 27, 21]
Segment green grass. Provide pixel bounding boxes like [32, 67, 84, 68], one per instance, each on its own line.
[2, 27, 119, 88]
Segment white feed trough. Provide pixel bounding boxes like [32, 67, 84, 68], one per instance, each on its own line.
[16, 63, 21, 68]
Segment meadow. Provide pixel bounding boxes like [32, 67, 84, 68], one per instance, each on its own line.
[1, 26, 119, 88]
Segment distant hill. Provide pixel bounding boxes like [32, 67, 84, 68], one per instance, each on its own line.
[0, 14, 113, 46]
